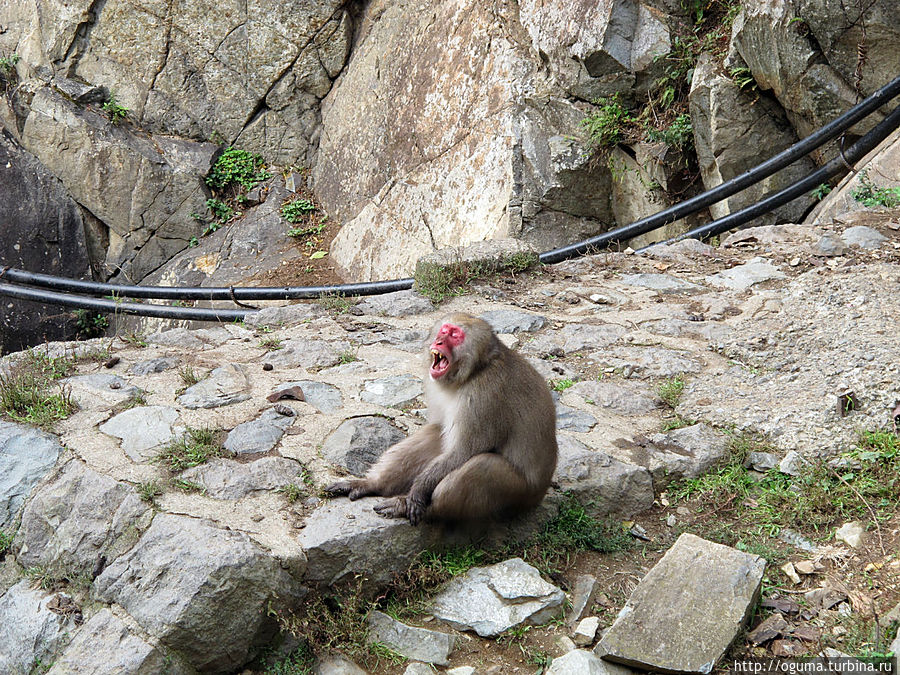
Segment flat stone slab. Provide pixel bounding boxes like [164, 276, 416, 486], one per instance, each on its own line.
[0, 421, 62, 528]
[479, 309, 547, 334]
[356, 290, 434, 316]
[176, 364, 251, 409]
[273, 380, 343, 413]
[706, 257, 785, 292]
[359, 374, 424, 408]
[321, 416, 406, 476]
[61, 374, 142, 410]
[367, 610, 456, 665]
[224, 408, 295, 455]
[264, 339, 351, 369]
[99, 406, 182, 460]
[431, 558, 565, 637]
[181, 457, 302, 499]
[597, 533, 765, 674]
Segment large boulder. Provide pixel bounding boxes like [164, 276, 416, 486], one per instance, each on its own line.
[0, 132, 94, 353]
[689, 54, 816, 225]
[19, 86, 215, 282]
[314, 0, 622, 280]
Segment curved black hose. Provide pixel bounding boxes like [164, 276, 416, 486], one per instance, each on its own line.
[0, 283, 249, 321]
[3, 74, 900, 303]
[646, 99, 900, 247]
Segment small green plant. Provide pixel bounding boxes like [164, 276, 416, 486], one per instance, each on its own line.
[0, 529, 12, 556]
[276, 483, 305, 503]
[206, 147, 271, 192]
[0, 351, 77, 429]
[259, 337, 283, 351]
[137, 480, 163, 502]
[172, 478, 206, 494]
[811, 183, 833, 201]
[367, 642, 404, 665]
[316, 293, 355, 314]
[281, 198, 316, 223]
[202, 198, 235, 234]
[646, 114, 694, 153]
[179, 366, 202, 387]
[338, 350, 359, 365]
[101, 93, 129, 124]
[155, 427, 225, 472]
[851, 169, 900, 208]
[658, 374, 685, 408]
[581, 94, 635, 152]
[72, 309, 109, 339]
[287, 220, 328, 238]
[0, 54, 20, 72]
[550, 378, 575, 392]
[728, 65, 758, 91]
[263, 642, 316, 674]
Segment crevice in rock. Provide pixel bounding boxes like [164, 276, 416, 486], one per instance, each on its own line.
[61, 0, 110, 73]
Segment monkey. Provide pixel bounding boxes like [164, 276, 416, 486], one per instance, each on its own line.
[325, 312, 558, 525]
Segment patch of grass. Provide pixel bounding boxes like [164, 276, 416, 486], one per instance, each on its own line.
[581, 94, 636, 152]
[206, 147, 271, 192]
[367, 642, 404, 666]
[550, 378, 575, 392]
[673, 428, 900, 538]
[533, 492, 633, 562]
[661, 415, 697, 431]
[179, 366, 202, 387]
[276, 483, 305, 503]
[338, 350, 359, 365]
[497, 624, 552, 669]
[414, 252, 539, 303]
[316, 293, 355, 314]
[101, 92, 129, 124]
[172, 478, 206, 494]
[136, 480, 163, 503]
[852, 169, 900, 208]
[155, 427, 226, 473]
[0, 351, 77, 429]
[259, 337, 283, 351]
[262, 642, 316, 675]
[657, 374, 685, 408]
[281, 198, 316, 223]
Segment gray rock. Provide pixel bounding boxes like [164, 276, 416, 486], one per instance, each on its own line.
[0, 421, 62, 528]
[265, 339, 352, 370]
[617, 274, 705, 294]
[321, 417, 406, 477]
[779, 450, 808, 477]
[99, 406, 182, 460]
[597, 533, 765, 673]
[360, 374, 424, 408]
[841, 225, 888, 249]
[131, 357, 180, 375]
[644, 238, 715, 260]
[314, 654, 370, 675]
[16, 460, 150, 578]
[0, 133, 93, 354]
[273, 381, 343, 413]
[367, 610, 456, 665]
[94, 513, 303, 673]
[61, 374, 141, 410]
[46, 608, 178, 675]
[244, 304, 327, 329]
[573, 617, 600, 647]
[176, 364, 251, 409]
[0, 581, 77, 675]
[554, 436, 654, 518]
[299, 498, 440, 588]
[747, 451, 779, 472]
[402, 664, 435, 675]
[567, 574, 600, 626]
[431, 558, 565, 637]
[814, 233, 847, 257]
[181, 457, 302, 499]
[547, 649, 631, 675]
[446, 668, 476, 675]
[479, 310, 547, 334]
[224, 408, 295, 455]
[568, 381, 661, 416]
[356, 291, 434, 317]
[556, 403, 597, 432]
[706, 257, 786, 292]
[640, 424, 732, 482]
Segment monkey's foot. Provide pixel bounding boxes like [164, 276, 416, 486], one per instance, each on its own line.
[324, 480, 374, 500]
[323, 480, 352, 497]
[373, 496, 408, 519]
[406, 492, 427, 526]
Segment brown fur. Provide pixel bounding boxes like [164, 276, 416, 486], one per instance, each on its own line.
[325, 313, 558, 524]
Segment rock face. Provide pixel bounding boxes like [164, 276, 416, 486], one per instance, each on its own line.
[94, 513, 303, 673]
[0, 581, 79, 675]
[597, 533, 765, 673]
[0, 133, 94, 353]
[0, 421, 62, 528]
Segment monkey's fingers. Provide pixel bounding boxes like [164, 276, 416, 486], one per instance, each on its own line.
[323, 480, 352, 497]
[406, 494, 427, 526]
[373, 496, 407, 519]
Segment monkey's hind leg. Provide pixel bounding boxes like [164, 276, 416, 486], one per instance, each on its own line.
[326, 424, 443, 502]
[428, 453, 538, 522]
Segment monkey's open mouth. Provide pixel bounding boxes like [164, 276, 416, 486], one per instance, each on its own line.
[430, 349, 451, 378]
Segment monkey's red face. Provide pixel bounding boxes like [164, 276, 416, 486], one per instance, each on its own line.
[430, 322, 465, 379]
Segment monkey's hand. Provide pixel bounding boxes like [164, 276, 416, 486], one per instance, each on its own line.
[373, 496, 407, 519]
[323, 479, 372, 501]
[323, 481, 351, 497]
[406, 489, 428, 526]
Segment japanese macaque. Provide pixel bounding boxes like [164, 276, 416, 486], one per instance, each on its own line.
[325, 313, 558, 525]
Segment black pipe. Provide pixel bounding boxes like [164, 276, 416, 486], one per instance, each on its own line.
[4, 74, 900, 301]
[539, 72, 900, 264]
[646, 99, 900, 247]
[0, 283, 249, 321]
